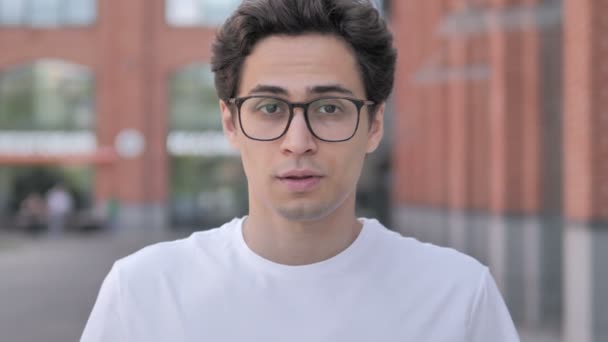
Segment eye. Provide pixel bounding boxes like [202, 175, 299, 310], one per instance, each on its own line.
[252, 99, 287, 116]
[319, 104, 339, 114]
[259, 103, 280, 114]
[312, 99, 345, 115]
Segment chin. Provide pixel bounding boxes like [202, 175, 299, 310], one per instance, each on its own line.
[274, 202, 336, 222]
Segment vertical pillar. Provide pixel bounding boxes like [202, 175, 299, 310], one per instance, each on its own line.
[390, 0, 415, 205]
[145, 0, 169, 218]
[469, 34, 490, 210]
[563, 0, 592, 223]
[94, 0, 116, 203]
[488, 12, 523, 213]
[520, 2, 542, 213]
[426, 80, 448, 206]
[412, 86, 426, 204]
[487, 0, 542, 215]
[95, 0, 167, 229]
[564, 0, 608, 340]
[447, 35, 470, 210]
[564, 225, 593, 342]
[563, 0, 608, 221]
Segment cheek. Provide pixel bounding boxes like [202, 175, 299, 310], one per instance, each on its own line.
[238, 144, 272, 183]
[237, 145, 257, 180]
[329, 146, 367, 187]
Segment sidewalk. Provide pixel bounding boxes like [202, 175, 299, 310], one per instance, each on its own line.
[520, 327, 560, 342]
[0, 229, 186, 342]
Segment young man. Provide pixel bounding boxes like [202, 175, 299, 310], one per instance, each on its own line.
[82, 0, 519, 341]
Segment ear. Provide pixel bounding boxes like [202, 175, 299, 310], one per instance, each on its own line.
[220, 99, 239, 149]
[366, 102, 384, 153]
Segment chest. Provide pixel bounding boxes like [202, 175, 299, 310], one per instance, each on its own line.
[126, 273, 470, 341]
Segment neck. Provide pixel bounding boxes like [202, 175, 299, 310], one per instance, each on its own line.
[243, 195, 362, 266]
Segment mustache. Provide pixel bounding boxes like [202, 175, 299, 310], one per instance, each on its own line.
[273, 159, 326, 176]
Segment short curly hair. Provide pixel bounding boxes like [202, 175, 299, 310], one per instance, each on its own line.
[211, 0, 397, 117]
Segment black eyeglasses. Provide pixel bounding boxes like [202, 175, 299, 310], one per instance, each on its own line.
[227, 96, 375, 142]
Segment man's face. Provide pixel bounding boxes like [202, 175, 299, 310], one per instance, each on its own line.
[220, 34, 384, 222]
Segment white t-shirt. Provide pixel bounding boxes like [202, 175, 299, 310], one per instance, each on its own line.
[81, 217, 519, 341]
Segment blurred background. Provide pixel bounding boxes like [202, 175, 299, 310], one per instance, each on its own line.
[0, 0, 605, 341]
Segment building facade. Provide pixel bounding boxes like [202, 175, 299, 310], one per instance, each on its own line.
[391, 0, 607, 340]
[0, 0, 245, 228]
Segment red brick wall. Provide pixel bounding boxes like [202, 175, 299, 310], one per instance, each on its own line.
[392, 0, 453, 207]
[393, 0, 607, 222]
[563, 0, 608, 221]
[392, 0, 545, 215]
[469, 34, 490, 211]
[447, 33, 471, 210]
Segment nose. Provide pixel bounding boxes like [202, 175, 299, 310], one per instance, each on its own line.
[279, 108, 317, 155]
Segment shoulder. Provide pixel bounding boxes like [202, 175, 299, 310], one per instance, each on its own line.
[363, 218, 487, 285]
[114, 218, 240, 280]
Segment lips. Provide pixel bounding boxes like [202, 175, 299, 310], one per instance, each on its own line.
[278, 169, 321, 178]
[276, 170, 323, 192]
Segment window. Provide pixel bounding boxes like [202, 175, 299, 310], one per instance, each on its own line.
[0, 0, 23, 25]
[165, 0, 387, 27]
[0, 0, 96, 27]
[165, 0, 240, 27]
[168, 64, 246, 229]
[169, 64, 221, 132]
[0, 60, 95, 131]
[0, 60, 95, 220]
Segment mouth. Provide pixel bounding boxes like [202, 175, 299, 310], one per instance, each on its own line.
[276, 171, 324, 192]
[279, 175, 320, 181]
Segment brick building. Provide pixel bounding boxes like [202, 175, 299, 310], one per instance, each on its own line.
[0, 0, 242, 228]
[391, 1, 606, 340]
[391, 0, 607, 228]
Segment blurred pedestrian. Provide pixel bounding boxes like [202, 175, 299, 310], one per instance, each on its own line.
[46, 182, 73, 236]
[16, 192, 47, 234]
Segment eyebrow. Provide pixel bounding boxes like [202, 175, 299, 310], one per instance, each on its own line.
[247, 84, 355, 97]
[248, 85, 289, 95]
[309, 85, 354, 96]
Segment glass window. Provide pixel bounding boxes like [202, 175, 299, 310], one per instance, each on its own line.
[169, 64, 221, 131]
[166, 0, 240, 27]
[0, 0, 24, 25]
[165, 0, 387, 27]
[62, 0, 96, 26]
[0, 0, 96, 27]
[168, 63, 246, 229]
[0, 60, 95, 131]
[28, 0, 61, 27]
[166, 0, 199, 26]
[0, 60, 95, 224]
[373, 0, 387, 17]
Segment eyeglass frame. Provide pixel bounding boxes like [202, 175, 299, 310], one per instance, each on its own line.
[225, 96, 376, 142]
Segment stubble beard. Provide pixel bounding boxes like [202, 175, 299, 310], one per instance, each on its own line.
[272, 187, 354, 222]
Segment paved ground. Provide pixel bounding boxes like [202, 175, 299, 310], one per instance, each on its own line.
[0, 229, 560, 342]
[0, 229, 186, 342]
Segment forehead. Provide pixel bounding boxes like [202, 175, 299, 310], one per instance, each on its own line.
[238, 34, 365, 98]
